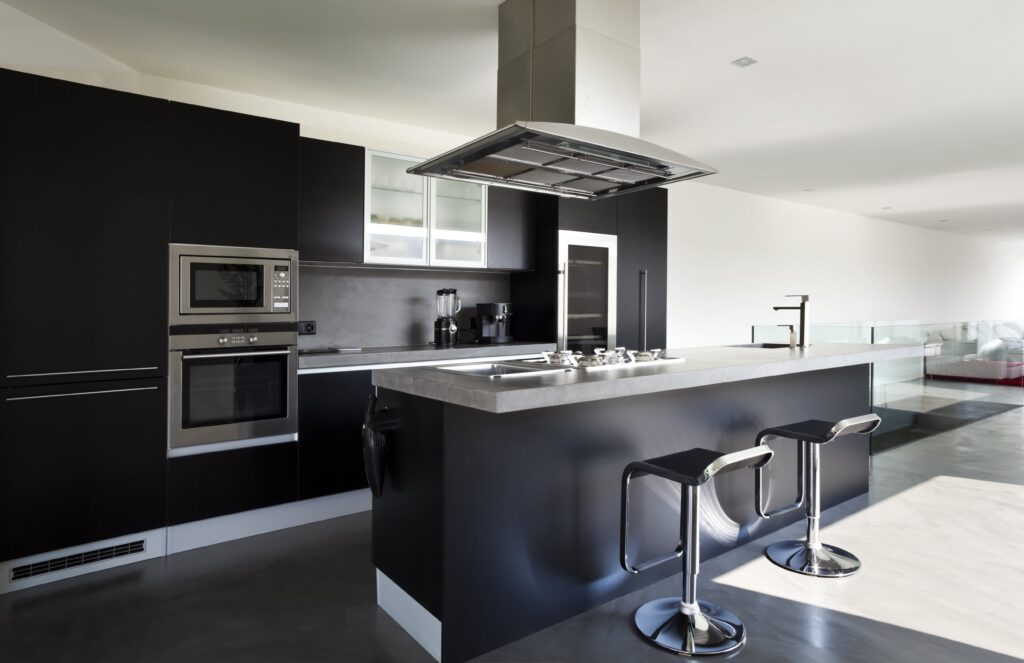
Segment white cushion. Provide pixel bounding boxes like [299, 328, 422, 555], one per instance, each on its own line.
[977, 339, 1007, 361]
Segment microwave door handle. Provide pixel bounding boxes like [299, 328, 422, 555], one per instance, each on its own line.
[182, 349, 293, 360]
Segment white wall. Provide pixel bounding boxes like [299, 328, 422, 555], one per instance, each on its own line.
[0, 2, 470, 157]
[666, 182, 1024, 347]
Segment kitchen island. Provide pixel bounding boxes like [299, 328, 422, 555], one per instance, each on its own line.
[369, 343, 921, 662]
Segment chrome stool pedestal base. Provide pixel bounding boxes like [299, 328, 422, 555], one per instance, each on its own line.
[634, 598, 746, 657]
[764, 540, 861, 578]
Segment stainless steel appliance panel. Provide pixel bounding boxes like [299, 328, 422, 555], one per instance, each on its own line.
[169, 341, 298, 448]
[170, 243, 298, 326]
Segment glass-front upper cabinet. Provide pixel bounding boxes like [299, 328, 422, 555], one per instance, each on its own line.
[365, 152, 429, 265]
[365, 150, 487, 267]
[430, 178, 487, 268]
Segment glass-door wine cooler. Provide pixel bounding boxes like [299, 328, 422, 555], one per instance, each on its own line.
[557, 230, 618, 352]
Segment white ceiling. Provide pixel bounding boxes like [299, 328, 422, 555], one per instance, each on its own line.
[7, 0, 1024, 240]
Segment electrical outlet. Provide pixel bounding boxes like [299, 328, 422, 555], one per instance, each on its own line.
[298, 320, 317, 335]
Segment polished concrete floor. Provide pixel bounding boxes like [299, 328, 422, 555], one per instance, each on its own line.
[2, 385, 1022, 663]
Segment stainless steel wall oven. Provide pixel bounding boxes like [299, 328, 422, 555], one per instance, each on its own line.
[168, 244, 299, 450]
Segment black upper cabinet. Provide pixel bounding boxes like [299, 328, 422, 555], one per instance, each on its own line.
[617, 189, 668, 350]
[486, 188, 539, 271]
[298, 371, 372, 499]
[167, 442, 298, 525]
[298, 138, 366, 263]
[0, 379, 166, 561]
[170, 102, 298, 250]
[0, 69, 168, 386]
[556, 197, 618, 234]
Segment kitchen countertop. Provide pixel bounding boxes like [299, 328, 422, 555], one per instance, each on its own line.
[297, 341, 556, 371]
[372, 342, 923, 413]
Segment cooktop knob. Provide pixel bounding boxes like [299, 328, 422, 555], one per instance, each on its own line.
[218, 336, 228, 345]
[249, 335, 259, 344]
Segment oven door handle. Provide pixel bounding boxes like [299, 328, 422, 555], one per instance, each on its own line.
[181, 349, 293, 360]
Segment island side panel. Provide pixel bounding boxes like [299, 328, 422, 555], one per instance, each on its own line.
[439, 364, 870, 663]
[371, 390, 445, 619]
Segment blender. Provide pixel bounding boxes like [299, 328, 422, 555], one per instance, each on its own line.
[434, 288, 462, 346]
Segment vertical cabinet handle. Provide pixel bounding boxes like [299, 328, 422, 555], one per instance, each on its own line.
[639, 269, 649, 352]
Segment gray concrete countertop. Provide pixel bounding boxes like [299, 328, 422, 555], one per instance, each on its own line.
[298, 341, 555, 371]
[372, 343, 923, 413]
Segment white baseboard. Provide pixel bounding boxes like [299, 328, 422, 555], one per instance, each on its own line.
[377, 569, 442, 662]
[167, 489, 372, 554]
[1, 490, 372, 594]
[0, 528, 166, 595]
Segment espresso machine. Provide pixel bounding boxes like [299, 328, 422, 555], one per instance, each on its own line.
[475, 302, 513, 343]
[434, 288, 461, 346]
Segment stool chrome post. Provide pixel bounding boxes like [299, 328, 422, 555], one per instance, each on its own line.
[622, 445, 774, 656]
[757, 414, 881, 578]
[805, 442, 821, 550]
[681, 485, 699, 612]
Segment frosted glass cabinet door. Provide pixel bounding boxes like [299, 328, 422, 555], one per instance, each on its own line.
[365, 152, 428, 265]
[368, 154, 425, 227]
[434, 179, 483, 232]
[430, 180, 486, 267]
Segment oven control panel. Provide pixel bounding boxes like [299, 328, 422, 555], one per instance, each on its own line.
[218, 334, 261, 346]
[271, 264, 291, 312]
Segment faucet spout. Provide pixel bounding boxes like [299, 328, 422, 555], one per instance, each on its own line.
[773, 295, 810, 349]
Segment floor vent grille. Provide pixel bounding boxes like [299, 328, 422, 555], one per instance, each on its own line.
[10, 540, 145, 582]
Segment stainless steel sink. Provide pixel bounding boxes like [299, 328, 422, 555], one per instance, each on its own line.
[430, 362, 573, 380]
[727, 343, 793, 349]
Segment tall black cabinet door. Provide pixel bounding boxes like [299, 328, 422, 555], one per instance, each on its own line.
[170, 102, 299, 250]
[0, 69, 169, 387]
[298, 138, 366, 263]
[0, 379, 167, 561]
[298, 371, 372, 499]
[487, 188, 538, 271]
[617, 188, 668, 350]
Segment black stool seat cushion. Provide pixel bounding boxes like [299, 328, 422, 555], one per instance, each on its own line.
[626, 448, 726, 486]
[758, 419, 836, 444]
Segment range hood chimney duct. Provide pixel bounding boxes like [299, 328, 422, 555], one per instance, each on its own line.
[409, 0, 716, 200]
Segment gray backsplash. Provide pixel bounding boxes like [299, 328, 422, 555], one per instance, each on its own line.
[298, 265, 511, 349]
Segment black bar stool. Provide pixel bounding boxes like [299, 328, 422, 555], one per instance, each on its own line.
[754, 413, 881, 577]
[620, 445, 774, 657]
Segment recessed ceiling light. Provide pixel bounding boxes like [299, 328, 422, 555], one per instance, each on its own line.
[731, 56, 758, 68]
[802, 188, 815, 192]
[937, 219, 949, 223]
[880, 206, 892, 210]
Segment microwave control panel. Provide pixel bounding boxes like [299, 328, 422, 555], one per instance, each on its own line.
[271, 264, 291, 312]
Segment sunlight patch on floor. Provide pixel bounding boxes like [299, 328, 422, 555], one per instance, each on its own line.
[713, 475, 1024, 659]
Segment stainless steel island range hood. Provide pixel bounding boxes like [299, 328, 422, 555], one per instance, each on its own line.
[408, 120, 715, 200]
[409, 0, 716, 200]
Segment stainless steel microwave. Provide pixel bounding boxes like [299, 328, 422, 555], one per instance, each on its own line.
[170, 244, 298, 326]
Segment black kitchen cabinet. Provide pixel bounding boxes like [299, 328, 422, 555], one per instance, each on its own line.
[486, 188, 539, 271]
[299, 138, 366, 263]
[167, 442, 298, 525]
[170, 102, 299, 250]
[0, 379, 166, 562]
[617, 188, 668, 350]
[298, 371, 372, 499]
[0, 68, 168, 387]
[554, 196, 618, 234]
